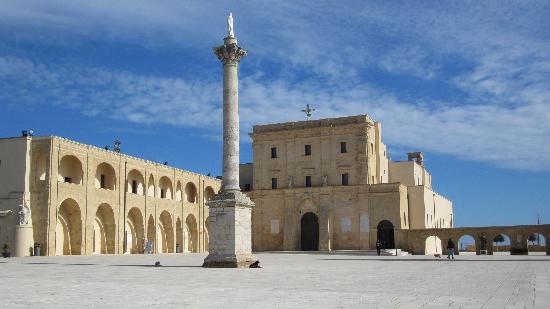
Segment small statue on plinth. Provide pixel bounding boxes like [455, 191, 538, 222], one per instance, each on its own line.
[478, 233, 487, 251]
[18, 203, 29, 225]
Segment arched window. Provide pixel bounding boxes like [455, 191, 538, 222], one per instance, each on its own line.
[147, 174, 155, 197]
[58, 155, 83, 185]
[159, 176, 173, 200]
[95, 163, 116, 190]
[185, 182, 197, 203]
[127, 169, 145, 195]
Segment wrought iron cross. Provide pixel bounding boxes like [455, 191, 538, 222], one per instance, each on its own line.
[301, 104, 315, 120]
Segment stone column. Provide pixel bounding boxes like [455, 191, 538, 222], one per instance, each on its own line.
[202, 31, 256, 268]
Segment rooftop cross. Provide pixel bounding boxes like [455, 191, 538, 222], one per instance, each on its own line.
[301, 104, 315, 120]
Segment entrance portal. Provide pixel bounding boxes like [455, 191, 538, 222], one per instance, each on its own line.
[300, 212, 319, 251]
[377, 220, 395, 249]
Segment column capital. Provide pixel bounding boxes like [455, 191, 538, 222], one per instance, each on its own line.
[213, 37, 247, 64]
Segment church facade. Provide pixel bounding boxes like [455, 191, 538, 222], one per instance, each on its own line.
[242, 115, 453, 253]
[0, 135, 220, 256]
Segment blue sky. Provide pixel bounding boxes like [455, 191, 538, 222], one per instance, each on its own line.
[1, 1, 549, 227]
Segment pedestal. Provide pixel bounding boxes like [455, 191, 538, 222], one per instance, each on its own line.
[203, 191, 256, 268]
[14, 225, 34, 257]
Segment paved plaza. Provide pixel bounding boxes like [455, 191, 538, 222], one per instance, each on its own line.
[2, 252, 549, 308]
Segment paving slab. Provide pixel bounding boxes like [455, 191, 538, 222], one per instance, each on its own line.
[1, 252, 549, 308]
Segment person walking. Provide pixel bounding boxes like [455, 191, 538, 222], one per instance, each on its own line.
[376, 240, 381, 256]
[447, 238, 455, 259]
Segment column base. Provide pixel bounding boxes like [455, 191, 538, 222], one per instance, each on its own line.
[203, 191, 256, 268]
[202, 253, 256, 268]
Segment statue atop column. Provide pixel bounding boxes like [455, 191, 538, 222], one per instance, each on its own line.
[227, 12, 234, 38]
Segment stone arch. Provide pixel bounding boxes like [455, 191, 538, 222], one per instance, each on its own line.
[492, 233, 511, 254]
[58, 155, 83, 185]
[204, 186, 215, 203]
[424, 235, 442, 255]
[185, 214, 199, 252]
[377, 220, 395, 249]
[56, 198, 82, 255]
[159, 176, 173, 200]
[527, 233, 546, 254]
[93, 203, 116, 254]
[175, 181, 183, 201]
[127, 207, 144, 254]
[204, 216, 210, 251]
[301, 212, 319, 251]
[457, 234, 476, 254]
[127, 169, 145, 195]
[95, 162, 116, 190]
[36, 152, 47, 181]
[147, 174, 156, 197]
[176, 217, 183, 253]
[185, 182, 197, 203]
[147, 215, 155, 252]
[158, 211, 174, 253]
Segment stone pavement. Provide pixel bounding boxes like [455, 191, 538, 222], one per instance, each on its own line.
[1, 252, 549, 308]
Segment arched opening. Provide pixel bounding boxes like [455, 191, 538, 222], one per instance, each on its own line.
[36, 153, 47, 181]
[527, 233, 546, 255]
[424, 235, 442, 255]
[492, 233, 511, 255]
[127, 207, 144, 254]
[127, 169, 145, 195]
[204, 216, 210, 251]
[56, 198, 82, 255]
[158, 211, 174, 253]
[458, 234, 476, 255]
[146, 215, 155, 253]
[147, 175, 155, 197]
[93, 204, 116, 254]
[185, 182, 197, 203]
[300, 212, 319, 251]
[58, 155, 83, 185]
[95, 162, 116, 190]
[204, 186, 215, 203]
[159, 176, 173, 200]
[176, 218, 183, 253]
[175, 181, 182, 201]
[376, 220, 395, 249]
[185, 214, 199, 253]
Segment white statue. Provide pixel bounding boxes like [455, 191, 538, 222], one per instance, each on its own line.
[322, 175, 328, 186]
[227, 12, 234, 38]
[18, 203, 29, 225]
[288, 176, 293, 188]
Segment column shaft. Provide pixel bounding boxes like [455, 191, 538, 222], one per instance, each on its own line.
[222, 62, 240, 192]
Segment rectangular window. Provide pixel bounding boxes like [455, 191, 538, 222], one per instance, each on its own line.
[132, 180, 138, 194]
[371, 143, 374, 155]
[160, 189, 166, 199]
[305, 175, 312, 187]
[64, 176, 72, 183]
[100, 174, 106, 189]
[304, 144, 311, 156]
[271, 147, 277, 158]
[271, 178, 278, 189]
[340, 142, 347, 153]
[341, 173, 349, 186]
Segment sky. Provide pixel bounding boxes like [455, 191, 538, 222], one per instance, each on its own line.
[0, 1, 549, 227]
